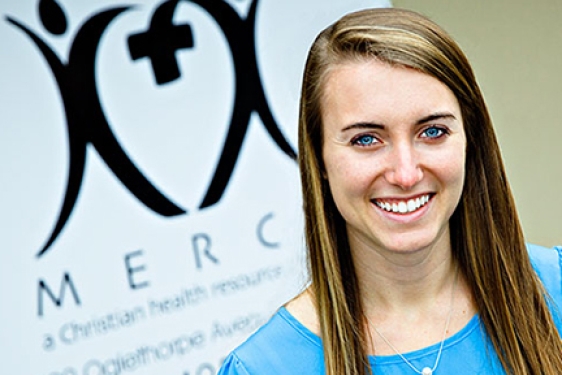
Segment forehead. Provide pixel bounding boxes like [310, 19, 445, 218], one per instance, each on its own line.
[320, 60, 462, 129]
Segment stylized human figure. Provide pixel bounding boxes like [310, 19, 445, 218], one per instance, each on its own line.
[183, 0, 297, 209]
[7, 0, 297, 258]
[6, 0, 186, 258]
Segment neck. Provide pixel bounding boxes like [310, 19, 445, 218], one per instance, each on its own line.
[346, 230, 477, 357]
[350, 233, 457, 312]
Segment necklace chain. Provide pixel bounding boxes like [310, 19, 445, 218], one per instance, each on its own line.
[366, 268, 459, 375]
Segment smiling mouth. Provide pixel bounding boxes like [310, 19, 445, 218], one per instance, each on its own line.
[372, 194, 433, 214]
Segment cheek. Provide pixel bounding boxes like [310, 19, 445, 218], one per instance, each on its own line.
[325, 153, 375, 196]
[323, 163, 366, 225]
[435, 148, 466, 193]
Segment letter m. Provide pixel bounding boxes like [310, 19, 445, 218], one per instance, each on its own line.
[38, 272, 81, 317]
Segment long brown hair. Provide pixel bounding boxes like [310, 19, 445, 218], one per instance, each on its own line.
[298, 8, 562, 375]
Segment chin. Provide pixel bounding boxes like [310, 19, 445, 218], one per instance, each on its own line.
[379, 230, 446, 254]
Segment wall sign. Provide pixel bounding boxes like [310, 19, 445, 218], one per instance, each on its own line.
[0, 0, 390, 374]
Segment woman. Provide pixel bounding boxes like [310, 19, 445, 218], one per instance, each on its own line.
[218, 8, 562, 375]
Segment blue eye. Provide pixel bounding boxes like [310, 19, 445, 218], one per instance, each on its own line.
[421, 127, 446, 139]
[352, 134, 378, 146]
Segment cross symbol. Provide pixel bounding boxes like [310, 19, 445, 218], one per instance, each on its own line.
[128, 0, 194, 85]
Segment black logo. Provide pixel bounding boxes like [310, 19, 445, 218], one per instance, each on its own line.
[6, 0, 296, 258]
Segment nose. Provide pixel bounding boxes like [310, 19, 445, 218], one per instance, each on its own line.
[384, 142, 423, 189]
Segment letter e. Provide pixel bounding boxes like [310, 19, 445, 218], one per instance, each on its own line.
[124, 250, 150, 290]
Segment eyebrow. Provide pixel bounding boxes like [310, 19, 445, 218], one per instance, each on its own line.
[341, 112, 457, 132]
[341, 122, 385, 132]
[416, 112, 457, 125]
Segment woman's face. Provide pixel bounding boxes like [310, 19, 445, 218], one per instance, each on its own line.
[321, 60, 466, 255]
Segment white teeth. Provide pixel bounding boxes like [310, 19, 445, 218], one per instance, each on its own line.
[407, 200, 416, 212]
[375, 194, 431, 214]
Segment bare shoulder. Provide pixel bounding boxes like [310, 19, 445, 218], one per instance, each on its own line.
[285, 287, 320, 335]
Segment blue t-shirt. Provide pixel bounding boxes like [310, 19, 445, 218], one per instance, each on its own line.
[218, 244, 562, 374]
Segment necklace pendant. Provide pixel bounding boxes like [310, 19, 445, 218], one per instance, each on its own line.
[421, 368, 432, 375]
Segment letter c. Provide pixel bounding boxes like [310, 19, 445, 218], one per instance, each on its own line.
[257, 213, 280, 248]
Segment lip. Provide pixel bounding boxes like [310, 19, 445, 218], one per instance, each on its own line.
[371, 193, 434, 222]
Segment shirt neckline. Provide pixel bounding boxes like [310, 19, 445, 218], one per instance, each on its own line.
[277, 306, 480, 362]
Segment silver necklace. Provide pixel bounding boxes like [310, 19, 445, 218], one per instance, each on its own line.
[366, 268, 459, 375]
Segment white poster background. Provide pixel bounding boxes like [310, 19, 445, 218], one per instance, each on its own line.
[0, 1, 390, 374]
